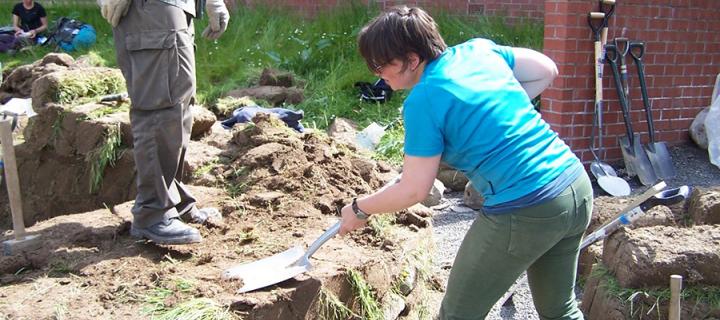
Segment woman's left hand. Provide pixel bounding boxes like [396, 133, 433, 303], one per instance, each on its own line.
[339, 204, 367, 236]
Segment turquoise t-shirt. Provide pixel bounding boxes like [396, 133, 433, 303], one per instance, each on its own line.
[403, 38, 580, 207]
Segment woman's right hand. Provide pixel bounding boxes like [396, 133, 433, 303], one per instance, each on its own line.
[338, 204, 367, 236]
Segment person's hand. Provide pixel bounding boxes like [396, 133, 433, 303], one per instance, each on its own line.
[98, 0, 131, 27]
[202, 0, 229, 40]
[338, 204, 368, 236]
[28, 30, 36, 38]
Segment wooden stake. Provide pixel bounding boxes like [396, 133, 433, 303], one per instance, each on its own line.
[669, 274, 683, 320]
[0, 118, 26, 240]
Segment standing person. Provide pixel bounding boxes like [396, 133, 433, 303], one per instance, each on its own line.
[97, 0, 229, 244]
[12, 0, 48, 42]
[340, 6, 591, 320]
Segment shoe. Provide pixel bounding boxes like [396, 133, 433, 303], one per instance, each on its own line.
[130, 218, 202, 244]
[185, 207, 222, 225]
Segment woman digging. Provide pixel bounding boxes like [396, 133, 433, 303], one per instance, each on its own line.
[339, 6, 591, 320]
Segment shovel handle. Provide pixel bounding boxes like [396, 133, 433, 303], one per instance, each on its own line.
[581, 181, 674, 249]
[303, 221, 341, 260]
[629, 41, 657, 144]
[606, 44, 635, 144]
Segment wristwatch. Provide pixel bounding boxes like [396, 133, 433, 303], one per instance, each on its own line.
[351, 198, 369, 220]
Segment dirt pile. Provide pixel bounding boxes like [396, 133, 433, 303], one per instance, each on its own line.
[580, 187, 720, 319]
[1, 60, 435, 318]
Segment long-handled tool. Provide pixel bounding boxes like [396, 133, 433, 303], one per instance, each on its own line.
[628, 41, 676, 180]
[606, 43, 658, 186]
[588, 9, 630, 197]
[580, 182, 690, 248]
[615, 37, 631, 105]
[1, 118, 41, 255]
[222, 221, 340, 293]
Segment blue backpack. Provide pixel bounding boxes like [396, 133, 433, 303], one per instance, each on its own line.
[48, 17, 96, 52]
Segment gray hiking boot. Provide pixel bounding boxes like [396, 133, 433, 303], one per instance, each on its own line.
[130, 218, 202, 244]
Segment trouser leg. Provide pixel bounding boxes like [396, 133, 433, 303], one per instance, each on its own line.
[129, 103, 196, 228]
[439, 173, 592, 320]
[112, 0, 198, 228]
[527, 173, 592, 320]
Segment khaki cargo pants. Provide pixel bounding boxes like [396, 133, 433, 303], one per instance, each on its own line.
[440, 173, 592, 320]
[113, 0, 197, 228]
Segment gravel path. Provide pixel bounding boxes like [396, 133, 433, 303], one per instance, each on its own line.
[428, 142, 720, 319]
[431, 192, 540, 320]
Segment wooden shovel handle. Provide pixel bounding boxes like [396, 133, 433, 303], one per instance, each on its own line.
[0, 118, 26, 240]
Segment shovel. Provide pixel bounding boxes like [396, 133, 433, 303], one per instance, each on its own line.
[629, 41, 676, 180]
[588, 10, 630, 197]
[580, 181, 690, 249]
[222, 221, 340, 293]
[606, 43, 658, 186]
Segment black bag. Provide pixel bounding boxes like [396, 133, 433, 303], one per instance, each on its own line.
[0, 27, 18, 53]
[355, 78, 393, 103]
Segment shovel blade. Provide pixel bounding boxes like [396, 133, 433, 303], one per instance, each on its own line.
[222, 246, 311, 293]
[645, 142, 676, 180]
[620, 134, 658, 186]
[590, 161, 619, 178]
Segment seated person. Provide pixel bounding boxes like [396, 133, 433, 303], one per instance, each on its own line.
[12, 0, 47, 43]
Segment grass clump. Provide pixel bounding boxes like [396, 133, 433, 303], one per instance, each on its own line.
[55, 71, 125, 105]
[87, 123, 124, 193]
[591, 264, 720, 319]
[373, 121, 404, 166]
[317, 287, 356, 320]
[143, 278, 195, 315]
[85, 103, 130, 119]
[154, 298, 236, 320]
[368, 213, 395, 240]
[347, 268, 383, 320]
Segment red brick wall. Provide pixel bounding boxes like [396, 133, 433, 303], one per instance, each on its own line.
[543, 0, 720, 164]
[232, 0, 544, 21]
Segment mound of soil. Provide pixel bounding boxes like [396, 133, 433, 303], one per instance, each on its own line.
[1, 109, 433, 319]
[582, 264, 720, 320]
[603, 225, 720, 288]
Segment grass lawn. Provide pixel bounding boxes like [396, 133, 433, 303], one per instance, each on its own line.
[1, 2, 542, 163]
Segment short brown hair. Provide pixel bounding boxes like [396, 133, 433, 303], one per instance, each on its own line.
[358, 6, 447, 72]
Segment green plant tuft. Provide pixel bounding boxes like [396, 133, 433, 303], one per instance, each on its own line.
[317, 287, 356, 320]
[591, 264, 720, 318]
[55, 72, 125, 105]
[154, 298, 236, 320]
[347, 268, 383, 320]
[87, 123, 124, 193]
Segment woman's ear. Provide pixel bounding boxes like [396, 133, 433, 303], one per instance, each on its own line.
[408, 53, 421, 71]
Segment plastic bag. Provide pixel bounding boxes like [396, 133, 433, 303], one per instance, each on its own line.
[706, 74, 720, 169]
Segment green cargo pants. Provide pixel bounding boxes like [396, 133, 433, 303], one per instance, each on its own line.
[440, 172, 592, 320]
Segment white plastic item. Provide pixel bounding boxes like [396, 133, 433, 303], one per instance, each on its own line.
[355, 122, 386, 151]
[706, 74, 720, 169]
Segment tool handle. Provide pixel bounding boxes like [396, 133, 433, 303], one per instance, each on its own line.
[614, 37, 631, 100]
[0, 119, 26, 240]
[100, 92, 128, 102]
[592, 40, 605, 159]
[588, 12, 605, 41]
[581, 182, 675, 249]
[640, 185, 690, 211]
[303, 221, 340, 260]
[606, 44, 635, 142]
[629, 41, 656, 144]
